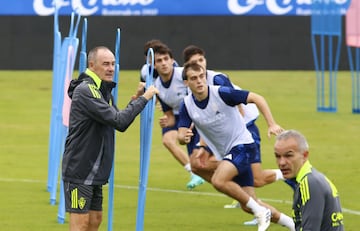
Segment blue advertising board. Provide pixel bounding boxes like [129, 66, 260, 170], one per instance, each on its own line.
[0, 0, 351, 16]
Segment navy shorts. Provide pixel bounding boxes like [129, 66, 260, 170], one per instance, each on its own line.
[247, 122, 261, 164]
[224, 143, 256, 187]
[64, 182, 103, 213]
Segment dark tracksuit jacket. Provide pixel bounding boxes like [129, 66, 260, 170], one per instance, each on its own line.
[62, 69, 148, 185]
[290, 161, 344, 231]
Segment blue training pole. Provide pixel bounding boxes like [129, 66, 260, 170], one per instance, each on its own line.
[108, 28, 121, 231]
[50, 11, 81, 206]
[136, 48, 156, 231]
[311, 0, 341, 112]
[357, 48, 360, 112]
[47, 3, 62, 193]
[49, 11, 76, 205]
[348, 46, 360, 113]
[79, 18, 87, 73]
[55, 12, 81, 223]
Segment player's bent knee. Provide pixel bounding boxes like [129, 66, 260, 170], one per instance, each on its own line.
[211, 177, 225, 191]
[161, 138, 173, 148]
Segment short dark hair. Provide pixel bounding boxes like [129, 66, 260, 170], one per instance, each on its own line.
[143, 39, 163, 56]
[182, 45, 205, 63]
[182, 62, 205, 80]
[152, 43, 174, 59]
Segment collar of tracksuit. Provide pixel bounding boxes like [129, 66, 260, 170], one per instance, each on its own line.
[85, 68, 102, 89]
[296, 160, 312, 183]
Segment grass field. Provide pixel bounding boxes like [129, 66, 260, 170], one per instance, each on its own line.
[0, 70, 359, 230]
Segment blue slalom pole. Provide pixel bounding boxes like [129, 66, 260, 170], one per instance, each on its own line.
[55, 12, 81, 223]
[311, 0, 341, 112]
[79, 18, 87, 73]
[136, 48, 156, 231]
[320, 34, 325, 109]
[47, 3, 62, 193]
[332, 34, 342, 110]
[355, 47, 360, 113]
[348, 46, 360, 113]
[50, 11, 81, 206]
[49, 9, 73, 205]
[108, 28, 121, 231]
[57, 179, 66, 223]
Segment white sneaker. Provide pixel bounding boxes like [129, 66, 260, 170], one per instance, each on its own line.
[223, 200, 240, 208]
[243, 218, 258, 226]
[255, 208, 271, 231]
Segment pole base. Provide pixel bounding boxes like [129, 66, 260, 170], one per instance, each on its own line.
[58, 216, 65, 224]
[50, 199, 56, 205]
[317, 107, 337, 112]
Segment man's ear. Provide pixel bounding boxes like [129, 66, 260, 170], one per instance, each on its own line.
[303, 150, 309, 159]
[88, 61, 94, 68]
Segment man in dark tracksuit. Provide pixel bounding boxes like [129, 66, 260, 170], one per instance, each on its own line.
[62, 46, 158, 231]
[274, 130, 344, 231]
[290, 162, 344, 231]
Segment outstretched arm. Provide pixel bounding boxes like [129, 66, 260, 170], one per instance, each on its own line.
[246, 92, 284, 137]
[78, 82, 158, 132]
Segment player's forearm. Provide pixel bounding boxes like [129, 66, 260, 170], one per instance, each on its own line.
[253, 95, 277, 127]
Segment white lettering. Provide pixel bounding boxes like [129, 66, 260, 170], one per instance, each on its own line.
[227, 0, 258, 14]
[33, 0, 71, 16]
[72, 0, 98, 15]
[102, 8, 157, 15]
[267, 0, 293, 15]
[142, 8, 159, 15]
[102, 0, 154, 6]
[33, 0, 351, 16]
[33, 0, 98, 16]
[103, 8, 132, 15]
[296, 7, 312, 15]
[228, 0, 293, 15]
[296, 0, 311, 5]
[228, 0, 349, 15]
[334, 0, 347, 4]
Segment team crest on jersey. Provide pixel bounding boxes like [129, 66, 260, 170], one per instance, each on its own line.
[78, 197, 86, 209]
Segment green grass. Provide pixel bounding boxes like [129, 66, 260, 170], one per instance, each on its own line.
[0, 70, 359, 230]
